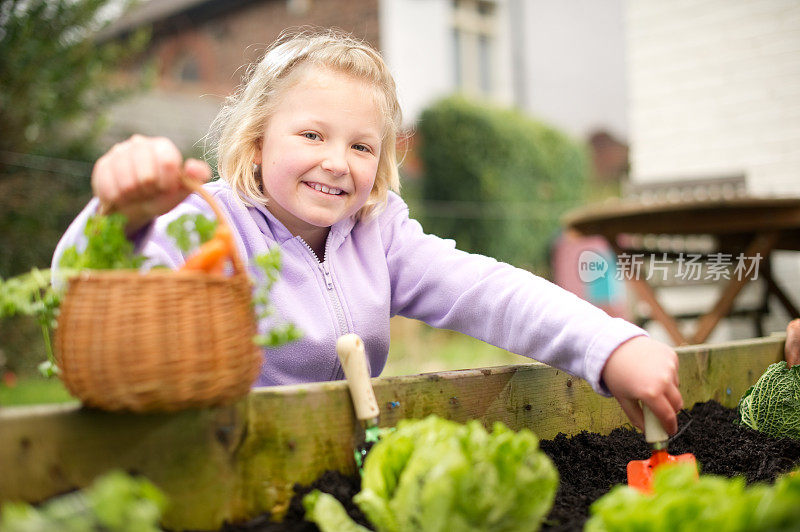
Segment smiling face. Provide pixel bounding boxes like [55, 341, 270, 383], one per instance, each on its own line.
[254, 66, 384, 252]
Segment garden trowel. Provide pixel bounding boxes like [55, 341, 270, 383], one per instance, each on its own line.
[336, 333, 388, 472]
[627, 403, 697, 493]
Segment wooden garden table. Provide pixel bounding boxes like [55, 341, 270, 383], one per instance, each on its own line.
[563, 196, 800, 345]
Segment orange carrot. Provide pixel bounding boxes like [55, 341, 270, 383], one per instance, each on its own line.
[181, 238, 229, 272]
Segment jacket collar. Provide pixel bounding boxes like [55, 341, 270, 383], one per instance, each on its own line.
[247, 197, 356, 253]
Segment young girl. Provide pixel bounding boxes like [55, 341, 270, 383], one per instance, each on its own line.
[54, 30, 683, 435]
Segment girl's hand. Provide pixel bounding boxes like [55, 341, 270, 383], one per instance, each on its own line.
[786, 319, 800, 367]
[92, 135, 211, 234]
[601, 336, 683, 435]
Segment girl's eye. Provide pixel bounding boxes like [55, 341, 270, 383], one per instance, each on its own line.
[303, 132, 320, 141]
[352, 144, 371, 153]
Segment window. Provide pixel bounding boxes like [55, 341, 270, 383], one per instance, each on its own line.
[174, 53, 200, 82]
[452, 0, 497, 96]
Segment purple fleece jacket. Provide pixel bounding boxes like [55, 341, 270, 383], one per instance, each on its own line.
[53, 180, 645, 392]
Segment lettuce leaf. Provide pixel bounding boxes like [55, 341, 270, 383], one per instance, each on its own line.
[0, 470, 166, 532]
[586, 463, 800, 531]
[351, 415, 558, 532]
[303, 490, 372, 532]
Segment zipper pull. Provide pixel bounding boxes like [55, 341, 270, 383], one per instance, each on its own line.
[320, 262, 333, 290]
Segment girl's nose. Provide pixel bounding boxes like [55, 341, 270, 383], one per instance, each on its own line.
[320, 148, 349, 177]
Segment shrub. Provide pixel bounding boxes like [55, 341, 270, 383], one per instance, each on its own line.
[416, 96, 588, 271]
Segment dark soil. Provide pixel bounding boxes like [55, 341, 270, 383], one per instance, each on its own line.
[218, 470, 368, 532]
[539, 400, 800, 531]
[221, 401, 800, 531]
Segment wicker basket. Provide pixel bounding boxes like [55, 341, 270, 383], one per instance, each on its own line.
[55, 178, 261, 412]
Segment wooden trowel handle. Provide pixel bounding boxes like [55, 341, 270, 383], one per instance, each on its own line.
[642, 403, 668, 445]
[336, 334, 380, 422]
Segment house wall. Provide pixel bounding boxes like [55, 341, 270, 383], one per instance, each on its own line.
[625, 0, 800, 341]
[523, 0, 629, 141]
[626, 0, 800, 195]
[105, 0, 380, 152]
[108, 0, 629, 152]
[379, 0, 453, 125]
[380, 0, 515, 125]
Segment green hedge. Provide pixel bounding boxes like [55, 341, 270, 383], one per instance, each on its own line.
[416, 96, 588, 271]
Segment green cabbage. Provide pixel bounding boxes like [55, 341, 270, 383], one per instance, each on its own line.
[738, 361, 800, 439]
[585, 463, 800, 532]
[304, 415, 558, 532]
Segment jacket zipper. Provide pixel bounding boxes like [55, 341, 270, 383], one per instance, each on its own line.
[298, 237, 348, 380]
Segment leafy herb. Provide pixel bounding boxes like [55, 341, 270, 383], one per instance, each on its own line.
[585, 463, 800, 531]
[59, 213, 145, 270]
[251, 248, 302, 348]
[166, 213, 218, 253]
[0, 470, 167, 532]
[738, 361, 800, 439]
[0, 268, 65, 377]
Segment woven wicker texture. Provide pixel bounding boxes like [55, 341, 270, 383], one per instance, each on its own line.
[55, 178, 260, 412]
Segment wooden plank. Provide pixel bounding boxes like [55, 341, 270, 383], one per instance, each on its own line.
[0, 403, 246, 530]
[0, 335, 786, 529]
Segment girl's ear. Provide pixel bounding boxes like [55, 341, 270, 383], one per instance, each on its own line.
[253, 137, 263, 165]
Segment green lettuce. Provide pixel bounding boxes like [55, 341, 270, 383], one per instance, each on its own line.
[585, 463, 800, 531]
[303, 491, 371, 532]
[305, 415, 558, 532]
[738, 361, 800, 439]
[0, 470, 167, 532]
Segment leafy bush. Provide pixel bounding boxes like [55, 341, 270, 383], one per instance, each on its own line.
[738, 361, 800, 439]
[585, 463, 800, 531]
[304, 415, 558, 531]
[0, 0, 153, 373]
[0, 0, 151, 156]
[417, 96, 588, 271]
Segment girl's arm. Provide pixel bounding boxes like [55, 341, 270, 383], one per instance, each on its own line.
[381, 197, 681, 434]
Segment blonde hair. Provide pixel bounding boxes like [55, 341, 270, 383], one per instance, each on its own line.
[209, 29, 402, 220]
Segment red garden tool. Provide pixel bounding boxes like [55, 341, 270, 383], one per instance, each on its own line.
[627, 404, 697, 493]
[336, 334, 387, 472]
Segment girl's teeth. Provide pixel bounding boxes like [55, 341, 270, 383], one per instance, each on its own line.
[311, 183, 341, 195]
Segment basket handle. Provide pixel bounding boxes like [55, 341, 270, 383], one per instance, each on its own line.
[178, 173, 246, 275]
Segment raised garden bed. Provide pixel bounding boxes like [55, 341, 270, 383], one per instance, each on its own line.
[0, 335, 790, 530]
[222, 400, 800, 531]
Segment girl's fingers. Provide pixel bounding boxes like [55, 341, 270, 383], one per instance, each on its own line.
[110, 145, 139, 202]
[618, 396, 644, 431]
[92, 155, 119, 210]
[129, 136, 160, 199]
[666, 382, 684, 414]
[152, 136, 183, 193]
[645, 395, 679, 435]
[183, 158, 212, 185]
